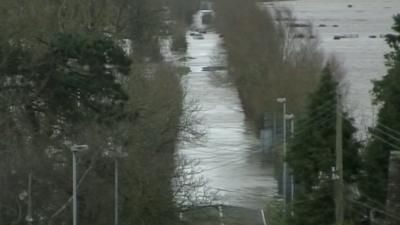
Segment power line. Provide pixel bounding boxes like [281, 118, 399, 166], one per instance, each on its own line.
[377, 122, 400, 138]
[184, 102, 352, 179]
[271, 99, 335, 136]
[340, 113, 400, 150]
[185, 101, 337, 166]
[210, 186, 274, 198]
[290, 192, 334, 206]
[373, 127, 400, 145]
[347, 207, 380, 225]
[296, 101, 336, 127]
[209, 186, 334, 206]
[273, 112, 335, 144]
[362, 195, 387, 210]
[335, 92, 344, 225]
[291, 114, 335, 138]
[345, 198, 400, 223]
[199, 156, 248, 172]
[369, 133, 400, 150]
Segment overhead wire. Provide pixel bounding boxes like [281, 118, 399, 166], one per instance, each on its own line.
[340, 112, 400, 150]
[208, 186, 334, 204]
[210, 186, 274, 198]
[345, 198, 400, 223]
[373, 127, 400, 145]
[294, 101, 336, 128]
[347, 207, 379, 225]
[199, 157, 248, 172]
[187, 98, 337, 161]
[272, 98, 336, 135]
[290, 113, 335, 139]
[191, 110, 337, 173]
[186, 98, 400, 197]
[376, 122, 400, 138]
[369, 133, 400, 150]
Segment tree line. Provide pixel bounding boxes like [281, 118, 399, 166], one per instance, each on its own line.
[214, 0, 400, 224]
[287, 18, 400, 223]
[214, 0, 323, 128]
[0, 0, 201, 225]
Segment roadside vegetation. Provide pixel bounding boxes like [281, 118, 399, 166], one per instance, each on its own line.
[360, 14, 400, 223]
[0, 0, 202, 225]
[1, 0, 399, 224]
[286, 15, 400, 225]
[168, 0, 201, 52]
[287, 65, 361, 225]
[287, 14, 400, 225]
[214, 0, 323, 127]
[215, 0, 400, 224]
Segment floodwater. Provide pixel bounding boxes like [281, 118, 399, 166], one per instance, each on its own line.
[262, 0, 400, 136]
[177, 11, 278, 209]
[172, 0, 399, 210]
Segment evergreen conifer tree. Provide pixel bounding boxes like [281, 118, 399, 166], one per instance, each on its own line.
[287, 66, 361, 225]
[362, 14, 400, 205]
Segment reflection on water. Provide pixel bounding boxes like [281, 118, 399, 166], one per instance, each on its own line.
[173, 0, 399, 209]
[177, 11, 278, 209]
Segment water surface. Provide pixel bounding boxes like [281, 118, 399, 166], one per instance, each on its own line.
[263, 0, 400, 135]
[177, 11, 278, 209]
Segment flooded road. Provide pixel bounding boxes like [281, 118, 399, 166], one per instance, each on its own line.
[173, 0, 399, 209]
[177, 11, 278, 209]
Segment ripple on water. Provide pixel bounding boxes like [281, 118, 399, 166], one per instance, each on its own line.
[178, 10, 279, 209]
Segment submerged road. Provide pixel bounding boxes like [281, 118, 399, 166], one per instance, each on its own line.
[177, 10, 278, 209]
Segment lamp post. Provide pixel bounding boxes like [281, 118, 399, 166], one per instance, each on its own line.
[70, 145, 88, 225]
[26, 172, 33, 225]
[285, 113, 295, 216]
[276, 97, 287, 213]
[110, 148, 128, 225]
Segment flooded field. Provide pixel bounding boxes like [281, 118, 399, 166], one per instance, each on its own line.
[175, 0, 400, 210]
[263, 0, 400, 135]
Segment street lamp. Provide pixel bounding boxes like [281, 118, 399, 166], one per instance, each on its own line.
[276, 97, 287, 213]
[110, 147, 128, 225]
[70, 144, 88, 225]
[285, 113, 295, 216]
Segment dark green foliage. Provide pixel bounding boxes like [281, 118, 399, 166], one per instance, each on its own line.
[287, 67, 361, 225]
[0, 33, 131, 225]
[0, 1, 187, 224]
[290, 185, 334, 225]
[171, 29, 188, 52]
[126, 0, 166, 60]
[167, 0, 200, 52]
[0, 33, 130, 125]
[119, 63, 184, 225]
[42, 33, 130, 122]
[361, 14, 400, 205]
[168, 0, 200, 25]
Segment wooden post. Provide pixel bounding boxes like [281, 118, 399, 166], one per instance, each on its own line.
[335, 93, 344, 225]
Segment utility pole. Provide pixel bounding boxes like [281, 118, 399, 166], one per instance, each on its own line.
[285, 114, 295, 201]
[26, 172, 33, 225]
[273, 112, 277, 147]
[288, 114, 295, 216]
[72, 150, 78, 225]
[114, 158, 119, 225]
[71, 145, 88, 225]
[335, 92, 344, 225]
[112, 148, 127, 225]
[218, 205, 224, 225]
[277, 97, 287, 214]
